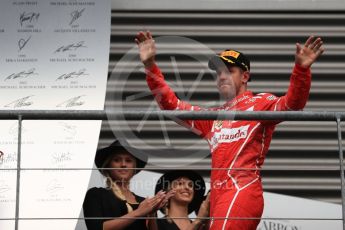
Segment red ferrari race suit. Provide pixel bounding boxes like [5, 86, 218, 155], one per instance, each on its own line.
[145, 64, 311, 230]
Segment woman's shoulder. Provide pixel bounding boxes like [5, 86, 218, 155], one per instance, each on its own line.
[84, 187, 120, 207]
[85, 187, 111, 198]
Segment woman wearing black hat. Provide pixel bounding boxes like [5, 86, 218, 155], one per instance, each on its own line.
[83, 140, 168, 230]
[155, 170, 210, 230]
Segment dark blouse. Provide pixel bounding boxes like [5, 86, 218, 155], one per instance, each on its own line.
[83, 187, 148, 230]
[157, 217, 181, 230]
[157, 217, 208, 230]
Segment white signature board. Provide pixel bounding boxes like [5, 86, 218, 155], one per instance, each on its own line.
[0, 0, 110, 229]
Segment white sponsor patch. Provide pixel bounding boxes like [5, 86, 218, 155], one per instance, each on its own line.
[245, 106, 254, 111]
[210, 125, 250, 149]
[266, 95, 277, 101]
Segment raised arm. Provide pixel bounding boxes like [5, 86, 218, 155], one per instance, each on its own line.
[261, 36, 324, 113]
[284, 35, 324, 110]
[135, 31, 213, 138]
[135, 30, 181, 111]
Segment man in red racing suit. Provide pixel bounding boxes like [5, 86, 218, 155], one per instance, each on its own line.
[135, 31, 324, 230]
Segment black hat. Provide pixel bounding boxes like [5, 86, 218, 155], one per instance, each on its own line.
[155, 170, 206, 214]
[208, 49, 250, 72]
[95, 140, 147, 175]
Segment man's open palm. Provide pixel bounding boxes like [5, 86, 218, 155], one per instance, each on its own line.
[135, 31, 156, 68]
[295, 36, 324, 68]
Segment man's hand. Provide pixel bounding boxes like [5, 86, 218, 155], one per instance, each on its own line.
[135, 31, 156, 68]
[295, 35, 324, 68]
